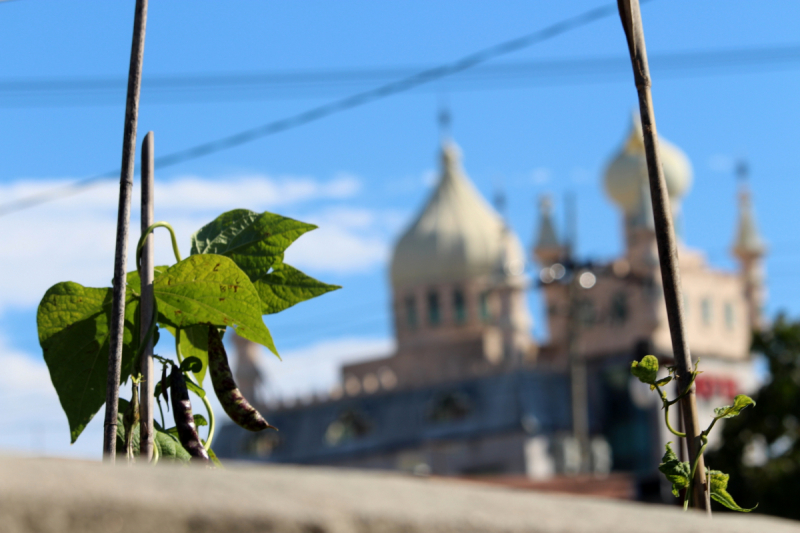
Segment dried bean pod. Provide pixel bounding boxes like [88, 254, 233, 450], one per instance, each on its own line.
[208, 327, 275, 431]
[170, 365, 209, 462]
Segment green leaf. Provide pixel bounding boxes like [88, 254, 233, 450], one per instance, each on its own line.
[154, 430, 192, 463]
[714, 395, 756, 419]
[185, 378, 206, 399]
[191, 209, 314, 274]
[631, 355, 659, 385]
[658, 442, 691, 498]
[254, 260, 340, 314]
[190, 209, 338, 315]
[655, 376, 672, 388]
[123, 265, 170, 294]
[180, 356, 203, 373]
[708, 470, 757, 512]
[151, 254, 277, 356]
[163, 324, 210, 386]
[128, 268, 216, 384]
[38, 282, 140, 443]
[193, 414, 208, 427]
[116, 399, 190, 463]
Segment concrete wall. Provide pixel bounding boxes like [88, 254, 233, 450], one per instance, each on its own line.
[0, 455, 796, 533]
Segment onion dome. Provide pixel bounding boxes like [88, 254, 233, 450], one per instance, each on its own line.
[390, 140, 525, 287]
[604, 113, 692, 218]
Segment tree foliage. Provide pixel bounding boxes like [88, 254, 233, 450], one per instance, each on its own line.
[708, 315, 800, 519]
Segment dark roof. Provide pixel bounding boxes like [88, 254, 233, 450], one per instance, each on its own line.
[215, 369, 573, 464]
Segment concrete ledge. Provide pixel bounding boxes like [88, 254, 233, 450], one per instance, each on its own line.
[0, 456, 796, 533]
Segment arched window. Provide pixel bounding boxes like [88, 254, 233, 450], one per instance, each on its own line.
[404, 295, 417, 328]
[427, 291, 441, 326]
[453, 288, 466, 324]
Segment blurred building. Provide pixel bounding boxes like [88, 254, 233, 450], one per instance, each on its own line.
[216, 115, 766, 499]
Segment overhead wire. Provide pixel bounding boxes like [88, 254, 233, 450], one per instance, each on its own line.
[0, 1, 634, 219]
[4, 43, 800, 107]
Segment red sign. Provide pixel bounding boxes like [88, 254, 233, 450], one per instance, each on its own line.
[695, 375, 737, 401]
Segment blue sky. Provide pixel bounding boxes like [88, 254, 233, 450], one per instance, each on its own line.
[1, 0, 799, 458]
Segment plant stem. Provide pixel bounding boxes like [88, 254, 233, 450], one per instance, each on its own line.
[617, 0, 710, 514]
[137, 222, 182, 265]
[103, 0, 149, 464]
[684, 437, 710, 511]
[704, 417, 721, 437]
[198, 392, 216, 450]
[655, 386, 686, 438]
[139, 134, 155, 461]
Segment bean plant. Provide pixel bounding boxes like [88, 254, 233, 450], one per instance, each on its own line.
[631, 355, 757, 512]
[37, 208, 339, 463]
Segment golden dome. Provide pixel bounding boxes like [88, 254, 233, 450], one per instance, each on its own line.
[604, 114, 692, 215]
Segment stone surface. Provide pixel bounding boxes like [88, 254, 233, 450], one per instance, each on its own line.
[0, 455, 796, 533]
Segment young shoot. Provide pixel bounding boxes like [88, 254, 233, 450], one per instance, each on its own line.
[631, 355, 757, 512]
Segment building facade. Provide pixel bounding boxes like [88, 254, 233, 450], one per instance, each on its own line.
[216, 116, 766, 496]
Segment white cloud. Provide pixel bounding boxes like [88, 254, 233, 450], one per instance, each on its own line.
[0, 335, 108, 459]
[285, 206, 404, 273]
[0, 174, 393, 312]
[0, 331, 394, 459]
[0, 172, 398, 456]
[253, 336, 395, 401]
[3, 172, 361, 214]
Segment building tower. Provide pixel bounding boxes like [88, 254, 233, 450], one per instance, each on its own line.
[732, 161, 767, 331]
[343, 138, 534, 390]
[604, 113, 692, 275]
[533, 195, 565, 268]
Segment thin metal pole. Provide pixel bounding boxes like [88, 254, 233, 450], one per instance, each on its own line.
[567, 275, 590, 474]
[139, 131, 155, 461]
[617, 0, 710, 514]
[103, 0, 149, 462]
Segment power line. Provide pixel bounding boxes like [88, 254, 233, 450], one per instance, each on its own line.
[0, 2, 630, 219]
[4, 43, 800, 107]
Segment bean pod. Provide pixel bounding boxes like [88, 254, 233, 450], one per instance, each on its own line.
[170, 365, 209, 462]
[208, 327, 275, 431]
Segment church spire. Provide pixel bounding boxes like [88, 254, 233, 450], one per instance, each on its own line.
[731, 160, 767, 330]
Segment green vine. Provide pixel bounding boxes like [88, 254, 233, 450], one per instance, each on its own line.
[36, 208, 341, 464]
[631, 355, 757, 512]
